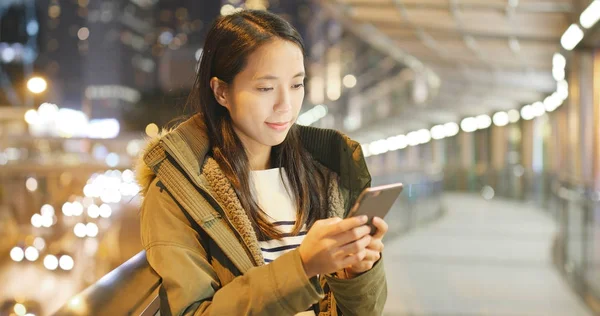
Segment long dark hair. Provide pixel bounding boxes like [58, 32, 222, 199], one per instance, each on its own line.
[189, 10, 327, 240]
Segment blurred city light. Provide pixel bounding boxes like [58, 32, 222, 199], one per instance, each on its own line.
[492, 112, 509, 127]
[59, 255, 75, 271]
[27, 77, 47, 94]
[10, 247, 24, 262]
[72, 201, 84, 216]
[416, 129, 432, 144]
[99, 204, 112, 218]
[105, 153, 120, 167]
[561, 24, 584, 51]
[297, 105, 328, 126]
[342, 74, 357, 88]
[1, 46, 16, 63]
[41, 215, 53, 228]
[508, 109, 520, 123]
[31, 214, 43, 228]
[406, 131, 421, 147]
[553, 53, 566, 70]
[220, 4, 236, 15]
[580, 0, 600, 29]
[430, 125, 446, 140]
[475, 115, 492, 129]
[77, 27, 90, 40]
[74, 223, 87, 238]
[24, 246, 39, 261]
[460, 117, 478, 132]
[44, 255, 59, 271]
[122, 169, 135, 182]
[88, 119, 120, 139]
[386, 135, 408, 151]
[443, 122, 460, 137]
[26, 177, 38, 192]
[481, 186, 496, 200]
[87, 205, 100, 219]
[521, 105, 535, 120]
[62, 202, 74, 216]
[56, 108, 89, 138]
[24, 109, 39, 124]
[86, 223, 99, 237]
[145, 123, 159, 137]
[544, 94, 563, 112]
[368, 139, 389, 155]
[101, 189, 122, 204]
[40, 204, 55, 217]
[126, 140, 143, 156]
[25, 105, 120, 139]
[552, 67, 565, 81]
[531, 102, 546, 117]
[14, 303, 26, 316]
[557, 80, 569, 100]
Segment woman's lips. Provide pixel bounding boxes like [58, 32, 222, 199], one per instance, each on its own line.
[265, 121, 290, 131]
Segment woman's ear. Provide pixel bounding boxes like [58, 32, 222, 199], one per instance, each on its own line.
[210, 77, 230, 110]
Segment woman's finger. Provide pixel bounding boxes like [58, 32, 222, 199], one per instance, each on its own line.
[361, 249, 381, 262]
[371, 217, 389, 239]
[366, 239, 384, 253]
[337, 234, 371, 256]
[334, 225, 372, 246]
[345, 250, 379, 274]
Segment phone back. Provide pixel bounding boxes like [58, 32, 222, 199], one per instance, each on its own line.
[348, 183, 403, 234]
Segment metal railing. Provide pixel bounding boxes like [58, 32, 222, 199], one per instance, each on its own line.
[53, 251, 161, 316]
[551, 181, 600, 315]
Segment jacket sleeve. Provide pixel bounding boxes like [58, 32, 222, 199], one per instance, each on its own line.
[324, 258, 387, 316]
[140, 178, 324, 315]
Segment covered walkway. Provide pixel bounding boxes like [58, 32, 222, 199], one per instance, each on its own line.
[383, 193, 592, 316]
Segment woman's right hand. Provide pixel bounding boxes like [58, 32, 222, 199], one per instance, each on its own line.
[298, 216, 373, 278]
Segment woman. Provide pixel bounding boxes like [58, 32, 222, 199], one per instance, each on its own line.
[137, 9, 388, 316]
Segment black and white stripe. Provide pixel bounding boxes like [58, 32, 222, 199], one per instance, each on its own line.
[259, 221, 308, 263]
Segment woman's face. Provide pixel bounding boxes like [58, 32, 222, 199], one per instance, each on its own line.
[213, 39, 305, 154]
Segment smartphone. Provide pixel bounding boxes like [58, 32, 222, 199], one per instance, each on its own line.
[346, 182, 403, 235]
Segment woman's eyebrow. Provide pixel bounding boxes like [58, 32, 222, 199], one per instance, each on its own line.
[254, 72, 305, 80]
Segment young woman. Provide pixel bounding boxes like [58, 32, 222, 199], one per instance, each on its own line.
[137, 9, 388, 316]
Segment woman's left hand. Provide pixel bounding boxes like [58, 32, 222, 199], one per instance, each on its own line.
[345, 216, 388, 277]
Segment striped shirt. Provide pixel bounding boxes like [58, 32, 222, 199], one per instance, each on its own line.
[249, 168, 315, 316]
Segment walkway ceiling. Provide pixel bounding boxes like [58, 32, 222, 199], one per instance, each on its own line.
[324, 0, 574, 142]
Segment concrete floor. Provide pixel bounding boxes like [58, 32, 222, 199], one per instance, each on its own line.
[382, 193, 593, 316]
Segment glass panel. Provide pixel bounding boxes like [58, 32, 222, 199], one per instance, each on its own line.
[586, 202, 600, 298]
[567, 200, 585, 275]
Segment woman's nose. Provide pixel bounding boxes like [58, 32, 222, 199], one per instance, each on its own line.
[274, 89, 292, 113]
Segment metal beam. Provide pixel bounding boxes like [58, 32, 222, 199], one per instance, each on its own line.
[341, 0, 574, 13]
[373, 21, 562, 43]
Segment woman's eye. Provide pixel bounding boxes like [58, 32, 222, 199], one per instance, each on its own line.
[292, 83, 304, 89]
[257, 87, 274, 92]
